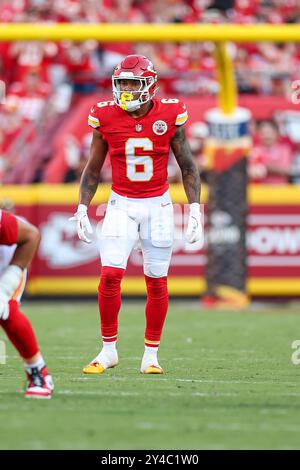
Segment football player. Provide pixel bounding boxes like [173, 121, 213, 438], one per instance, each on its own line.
[0, 209, 54, 398]
[71, 55, 203, 374]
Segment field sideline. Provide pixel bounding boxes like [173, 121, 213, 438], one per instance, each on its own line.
[0, 300, 300, 450]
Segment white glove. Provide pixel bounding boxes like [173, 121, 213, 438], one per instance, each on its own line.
[0, 296, 9, 321]
[185, 202, 204, 247]
[69, 204, 93, 243]
[0, 265, 23, 320]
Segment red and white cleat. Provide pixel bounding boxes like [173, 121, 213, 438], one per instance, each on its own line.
[25, 366, 54, 399]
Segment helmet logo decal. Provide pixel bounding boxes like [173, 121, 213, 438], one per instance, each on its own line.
[147, 62, 155, 73]
[153, 120, 168, 135]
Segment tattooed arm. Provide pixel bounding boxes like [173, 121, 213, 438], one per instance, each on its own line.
[70, 130, 108, 243]
[170, 125, 201, 204]
[79, 129, 108, 206]
[170, 126, 203, 245]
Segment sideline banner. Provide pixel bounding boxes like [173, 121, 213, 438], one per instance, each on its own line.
[0, 184, 299, 296]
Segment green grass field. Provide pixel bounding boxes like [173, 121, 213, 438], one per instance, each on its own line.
[0, 300, 300, 450]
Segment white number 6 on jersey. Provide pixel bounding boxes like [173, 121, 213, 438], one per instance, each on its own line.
[126, 138, 153, 182]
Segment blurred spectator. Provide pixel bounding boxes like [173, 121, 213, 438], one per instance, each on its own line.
[0, 43, 13, 84]
[249, 120, 295, 184]
[97, 0, 145, 74]
[8, 67, 51, 122]
[2, 0, 300, 185]
[0, 97, 24, 179]
[63, 131, 114, 183]
[2, 0, 300, 97]
[0, 0, 27, 22]
[9, 40, 58, 84]
[63, 134, 89, 183]
[60, 41, 99, 93]
[146, 0, 195, 23]
[188, 121, 209, 174]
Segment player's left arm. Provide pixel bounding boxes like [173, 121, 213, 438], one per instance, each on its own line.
[170, 125, 201, 204]
[12, 218, 41, 269]
[70, 129, 108, 243]
[0, 214, 40, 320]
[170, 125, 203, 245]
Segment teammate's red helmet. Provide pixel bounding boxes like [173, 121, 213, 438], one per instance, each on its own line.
[112, 55, 158, 111]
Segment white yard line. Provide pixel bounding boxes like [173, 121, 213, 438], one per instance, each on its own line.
[56, 390, 140, 397]
[176, 378, 299, 386]
[208, 423, 300, 433]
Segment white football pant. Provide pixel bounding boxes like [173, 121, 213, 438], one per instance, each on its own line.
[98, 190, 174, 278]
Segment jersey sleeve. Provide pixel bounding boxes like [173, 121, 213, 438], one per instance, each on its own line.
[88, 104, 101, 129]
[175, 101, 188, 126]
[0, 211, 18, 245]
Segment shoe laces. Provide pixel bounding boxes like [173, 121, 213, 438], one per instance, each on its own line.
[27, 367, 44, 388]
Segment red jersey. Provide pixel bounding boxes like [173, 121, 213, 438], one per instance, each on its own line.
[250, 142, 293, 185]
[0, 210, 18, 246]
[88, 98, 188, 198]
[8, 81, 51, 122]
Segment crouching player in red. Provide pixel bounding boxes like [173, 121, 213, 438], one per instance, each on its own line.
[71, 55, 203, 374]
[0, 210, 54, 398]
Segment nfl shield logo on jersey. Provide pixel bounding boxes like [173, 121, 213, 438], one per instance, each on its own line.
[153, 120, 168, 135]
[135, 124, 143, 132]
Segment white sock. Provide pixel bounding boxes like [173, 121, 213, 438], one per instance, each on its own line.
[102, 341, 117, 352]
[141, 346, 162, 372]
[142, 346, 159, 367]
[25, 356, 46, 373]
[144, 346, 158, 358]
[93, 341, 118, 368]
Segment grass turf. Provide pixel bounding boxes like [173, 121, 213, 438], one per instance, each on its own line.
[0, 300, 300, 450]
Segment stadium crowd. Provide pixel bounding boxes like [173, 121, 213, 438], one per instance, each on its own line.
[1, 0, 300, 184]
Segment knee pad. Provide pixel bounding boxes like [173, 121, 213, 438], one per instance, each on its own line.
[99, 266, 124, 293]
[145, 275, 168, 298]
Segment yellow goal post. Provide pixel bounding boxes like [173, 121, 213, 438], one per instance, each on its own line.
[1, 23, 300, 114]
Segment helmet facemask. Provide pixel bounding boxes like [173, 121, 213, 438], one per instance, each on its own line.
[112, 75, 157, 112]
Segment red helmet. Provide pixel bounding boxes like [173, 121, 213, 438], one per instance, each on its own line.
[112, 55, 158, 111]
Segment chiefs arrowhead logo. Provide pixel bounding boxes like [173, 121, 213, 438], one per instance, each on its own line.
[39, 213, 99, 268]
[153, 120, 168, 135]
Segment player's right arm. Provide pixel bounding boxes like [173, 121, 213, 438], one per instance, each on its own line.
[79, 129, 108, 207]
[70, 129, 108, 243]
